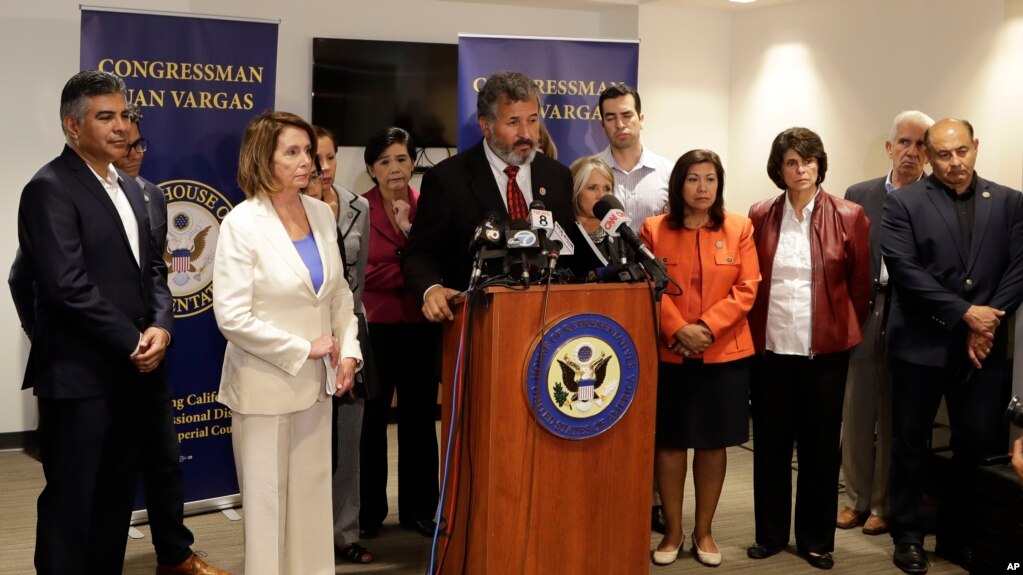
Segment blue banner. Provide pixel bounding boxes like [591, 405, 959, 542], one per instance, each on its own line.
[81, 9, 278, 512]
[457, 35, 638, 165]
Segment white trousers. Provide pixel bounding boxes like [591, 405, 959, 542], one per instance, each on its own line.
[233, 398, 334, 575]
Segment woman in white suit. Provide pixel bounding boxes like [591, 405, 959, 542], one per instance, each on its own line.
[214, 111, 362, 575]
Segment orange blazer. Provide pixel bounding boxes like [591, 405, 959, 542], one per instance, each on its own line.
[640, 211, 761, 365]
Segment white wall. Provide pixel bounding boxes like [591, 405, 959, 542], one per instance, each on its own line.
[0, 0, 637, 435]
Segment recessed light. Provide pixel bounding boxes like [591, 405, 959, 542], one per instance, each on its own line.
[730, 0, 757, 3]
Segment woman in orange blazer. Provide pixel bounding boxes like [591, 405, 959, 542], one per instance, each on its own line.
[640, 149, 761, 568]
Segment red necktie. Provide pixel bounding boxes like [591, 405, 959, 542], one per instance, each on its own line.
[503, 165, 528, 221]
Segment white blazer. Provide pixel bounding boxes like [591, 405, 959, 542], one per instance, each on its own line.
[214, 194, 361, 415]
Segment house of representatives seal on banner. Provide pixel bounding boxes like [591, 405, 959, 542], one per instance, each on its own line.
[159, 179, 233, 318]
[525, 313, 639, 440]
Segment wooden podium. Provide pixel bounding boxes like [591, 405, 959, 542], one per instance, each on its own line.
[436, 283, 658, 575]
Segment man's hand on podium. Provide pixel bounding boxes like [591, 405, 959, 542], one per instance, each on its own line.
[422, 286, 460, 322]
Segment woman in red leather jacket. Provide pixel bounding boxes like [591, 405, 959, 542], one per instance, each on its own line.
[744, 127, 871, 571]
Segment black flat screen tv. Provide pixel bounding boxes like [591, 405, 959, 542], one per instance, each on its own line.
[312, 38, 458, 150]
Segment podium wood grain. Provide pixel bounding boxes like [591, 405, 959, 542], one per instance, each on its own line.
[437, 283, 658, 575]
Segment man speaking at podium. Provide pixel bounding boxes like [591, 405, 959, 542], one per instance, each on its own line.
[402, 70, 582, 322]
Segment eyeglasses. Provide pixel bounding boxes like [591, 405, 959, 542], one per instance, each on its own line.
[128, 138, 149, 155]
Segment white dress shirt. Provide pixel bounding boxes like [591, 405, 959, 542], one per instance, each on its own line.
[483, 139, 534, 209]
[595, 145, 671, 233]
[764, 190, 817, 356]
[89, 163, 139, 266]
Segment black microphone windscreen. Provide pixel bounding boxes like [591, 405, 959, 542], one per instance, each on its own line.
[592, 195, 625, 220]
[529, 199, 546, 211]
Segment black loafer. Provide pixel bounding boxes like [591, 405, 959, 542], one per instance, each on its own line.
[746, 543, 784, 559]
[400, 518, 437, 537]
[893, 543, 929, 574]
[799, 551, 834, 570]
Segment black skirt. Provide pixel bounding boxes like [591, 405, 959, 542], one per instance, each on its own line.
[655, 358, 751, 449]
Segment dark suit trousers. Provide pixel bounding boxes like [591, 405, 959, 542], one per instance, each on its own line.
[140, 394, 195, 565]
[751, 351, 848, 554]
[888, 359, 1009, 547]
[36, 392, 142, 575]
[360, 321, 440, 527]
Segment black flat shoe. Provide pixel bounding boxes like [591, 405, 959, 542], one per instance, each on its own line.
[746, 543, 784, 559]
[799, 551, 834, 570]
[893, 543, 929, 574]
[400, 518, 437, 537]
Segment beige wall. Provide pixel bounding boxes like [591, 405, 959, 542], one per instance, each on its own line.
[726, 0, 1023, 215]
[1, 0, 1021, 434]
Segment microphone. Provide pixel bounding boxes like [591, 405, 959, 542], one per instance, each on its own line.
[592, 196, 659, 265]
[506, 220, 539, 285]
[468, 212, 504, 287]
[545, 239, 563, 274]
[528, 199, 553, 248]
[592, 196, 670, 295]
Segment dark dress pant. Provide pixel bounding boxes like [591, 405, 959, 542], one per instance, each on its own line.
[751, 351, 848, 554]
[888, 359, 1009, 547]
[35, 391, 142, 575]
[360, 321, 440, 527]
[140, 392, 195, 566]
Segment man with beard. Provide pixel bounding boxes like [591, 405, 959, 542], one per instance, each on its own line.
[402, 70, 582, 321]
[883, 118, 1023, 573]
[595, 84, 672, 233]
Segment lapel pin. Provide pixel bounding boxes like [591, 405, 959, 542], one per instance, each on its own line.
[715, 240, 724, 248]
[347, 211, 354, 219]
[982, 191, 990, 198]
[539, 187, 547, 196]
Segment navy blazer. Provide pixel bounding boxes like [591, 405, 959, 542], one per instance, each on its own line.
[882, 173, 1023, 368]
[17, 145, 173, 398]
[401, 140, 583, 300]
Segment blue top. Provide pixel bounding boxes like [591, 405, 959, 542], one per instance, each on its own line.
[293, 232, 323, 293]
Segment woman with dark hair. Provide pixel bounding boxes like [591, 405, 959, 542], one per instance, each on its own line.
[640, 150, 761, 567]
[745, 127, 871, 570]
[358, 127, 440, 539]
[310, 125, 378, 564]
[214, 111, 362, 574]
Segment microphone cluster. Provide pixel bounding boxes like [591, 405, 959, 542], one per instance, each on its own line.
[467, 200, 565, 289]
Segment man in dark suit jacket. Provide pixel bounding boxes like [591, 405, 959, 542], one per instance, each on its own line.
[837, 111, 933, 538]
[882, 118, 1023, 574]
[402, 70, 582, 322]
[17, 70, 174, 575]
[10, 99, 227, 575]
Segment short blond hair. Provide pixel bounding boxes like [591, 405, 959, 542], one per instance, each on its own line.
[569, 155, 615, 217]
[237, 111, 317, 199]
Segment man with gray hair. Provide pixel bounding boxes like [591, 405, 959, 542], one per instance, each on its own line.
[883, 118, 1023, 573]
[403, 70, 583, 321]
[17, 70, 173, 574]
[837, 110, 934, 539]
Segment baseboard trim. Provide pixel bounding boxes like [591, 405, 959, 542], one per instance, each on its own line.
[0, 430, 37, 453]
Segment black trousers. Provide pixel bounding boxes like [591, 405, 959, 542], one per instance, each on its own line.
[36, 392, 142, 575]
[140, 393, 195, 566]
[888, 359, 1009, 547]
[750, 351, 848, 554]
[360, 321, 440, 527]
